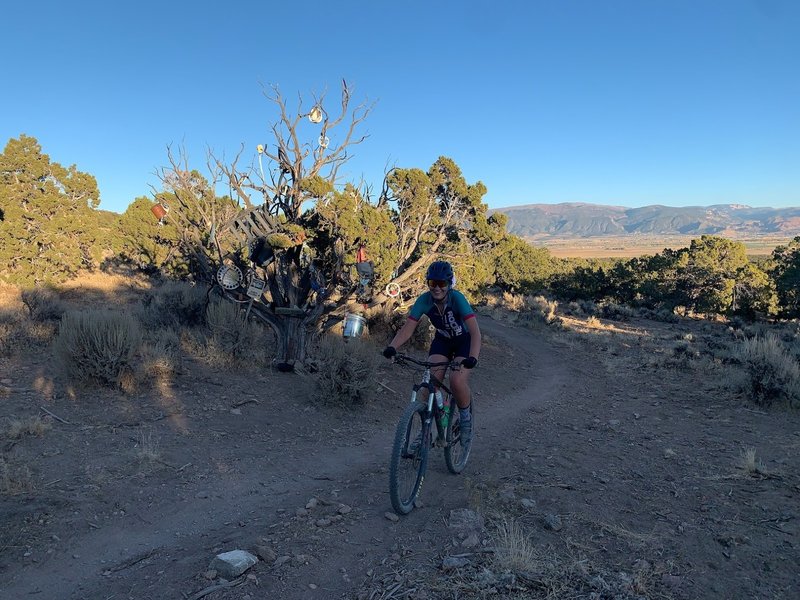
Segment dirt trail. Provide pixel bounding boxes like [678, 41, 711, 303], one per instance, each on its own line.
[4, 312, 799, 600]
[3, 316, 569, 600]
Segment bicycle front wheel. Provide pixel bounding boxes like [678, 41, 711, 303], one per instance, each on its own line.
[389, 401, 430, 515]
[445, 403, 472, 474]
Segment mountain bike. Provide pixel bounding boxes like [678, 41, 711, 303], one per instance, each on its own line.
[388, 353, 473, 515]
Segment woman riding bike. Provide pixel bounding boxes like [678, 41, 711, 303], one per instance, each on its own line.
[383, 260, 481, 446]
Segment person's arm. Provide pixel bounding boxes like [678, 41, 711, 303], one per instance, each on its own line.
[465, 316, 481, 360]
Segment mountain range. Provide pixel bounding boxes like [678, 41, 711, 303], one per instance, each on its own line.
[491, 203, 800, 239]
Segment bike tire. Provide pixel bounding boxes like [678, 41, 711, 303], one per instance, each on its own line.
[444, 402, 472, 474]
[389, 401, 430, 515]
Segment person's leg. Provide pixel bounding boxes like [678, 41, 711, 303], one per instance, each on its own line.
[450, 356, 473, 445]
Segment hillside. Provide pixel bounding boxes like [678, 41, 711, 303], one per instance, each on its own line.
[492, 202, 800, 239]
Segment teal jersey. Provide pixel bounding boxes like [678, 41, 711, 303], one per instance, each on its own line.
[408, 290, 476, 339]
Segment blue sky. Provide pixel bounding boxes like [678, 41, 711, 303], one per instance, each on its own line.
[1, 0, 798, 213]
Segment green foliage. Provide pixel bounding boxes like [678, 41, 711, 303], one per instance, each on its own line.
[54, 310, 142, 388]
[771, 236, 800, 317]
[0, 135, 106, 285]
[313, 336, 380, 405]
[492, 236, 554, 294]
[675, 236, 748, 313]
[116, 196, 186, 276]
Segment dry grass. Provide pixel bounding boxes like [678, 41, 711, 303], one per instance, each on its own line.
[492, 518, 540, 573]
[135, 428, 162, 464]
[738, 447, 766, 476]
[0, 456, 33, 496]
[4, 416, 52, 440]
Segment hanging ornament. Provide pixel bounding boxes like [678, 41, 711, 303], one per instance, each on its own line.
[216, 264, 243, 290]
[308, 105, 323, 123]
[256, 144, 265, 154]
[385, 282, 401, 298]
[318, 135, 330, 149]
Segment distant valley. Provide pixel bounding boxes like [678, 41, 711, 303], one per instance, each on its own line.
[491, 203, 800, 257]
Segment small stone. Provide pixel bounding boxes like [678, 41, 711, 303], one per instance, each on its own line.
[195, 491, 210, 499]
[442, 556, 471, 570]
[315, 518, 332, 527]
[230, 408, 242, 415]
[543, 514, 562, 531]
[203, 569, 217, 580]
[391, 553, 400, 561]
[254, 545, 276, 563]
[274, 555, 291, 567]
[661, 574, 683, 588]
[520, 498, 536, 510]
[337, 504, 352, 514]
[209, 550, 258, 579]
[461, 533, 480, 548]
[295, 508, 308, 517]
[309, 583, 318, 590]
[306, 498, 318, 510]
[385, 512, 400, 522]
[608, 419, 620, 427]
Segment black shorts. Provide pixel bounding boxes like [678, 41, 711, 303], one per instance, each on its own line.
[429, 333, 471, 360]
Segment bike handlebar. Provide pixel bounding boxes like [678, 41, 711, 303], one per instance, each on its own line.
[393, 353, 461, 370]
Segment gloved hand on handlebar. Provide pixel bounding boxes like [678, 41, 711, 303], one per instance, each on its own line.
[382, 346, 397, 359]
[461, 356, 478, 369]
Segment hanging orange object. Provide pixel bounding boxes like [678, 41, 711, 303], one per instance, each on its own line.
[151, 204, 167, 220]
[356, 245, 368, 263]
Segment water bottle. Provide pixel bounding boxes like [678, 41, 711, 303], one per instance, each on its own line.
[436, 390, 449, 430]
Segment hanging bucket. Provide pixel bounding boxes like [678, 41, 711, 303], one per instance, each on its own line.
[342, 313, 367, 339]
[151, 204, 167, 220]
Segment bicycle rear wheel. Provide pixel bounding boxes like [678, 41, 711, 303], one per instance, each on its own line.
[389, 401, 430, 515]
[444, 403, 472, 474]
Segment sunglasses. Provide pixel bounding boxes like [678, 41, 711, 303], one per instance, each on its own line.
[427, 279, 450, 289]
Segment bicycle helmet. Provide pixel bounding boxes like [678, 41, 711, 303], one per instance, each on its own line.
[426, 260, 454, 285]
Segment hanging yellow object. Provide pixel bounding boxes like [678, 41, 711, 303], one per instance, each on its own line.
[256, 144, 264, 154]
[308, 106, 323, 124]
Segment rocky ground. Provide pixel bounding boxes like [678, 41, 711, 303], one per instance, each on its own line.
[1, 301, 798, 599]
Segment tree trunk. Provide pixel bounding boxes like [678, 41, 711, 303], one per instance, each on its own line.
[273, 317, 310, 369]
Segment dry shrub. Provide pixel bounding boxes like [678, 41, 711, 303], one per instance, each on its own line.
[137, 281, 208, 329]
[0, 309, 57, 357]
[361, 305, 434, 350]
[492, 518, 539, 573]
[314, 335, 379, 405]
[136, 332, 182, 387]
[54, 310, 142, 388]
[5, 416, 51, 440]
[600, 302, 635, 321]
[192, 299, 272, 368]
[20, 286, 66, 322]
[364, 304, 404, 344]
[0, 456, 33, 496]
[518, 295, 559, 327]
[738, 447, 766, 475]
[502, 292, 526, 312]
[736, 333, 800, 408]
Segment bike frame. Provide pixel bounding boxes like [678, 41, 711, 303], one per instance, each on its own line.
[397, 355, 459, 444]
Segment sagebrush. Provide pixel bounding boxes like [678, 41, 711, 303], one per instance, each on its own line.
[314, 335, 379, 405]
[54, 310, 142, 388]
